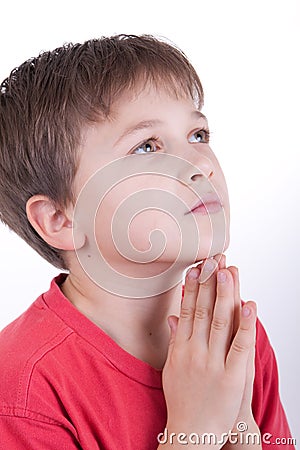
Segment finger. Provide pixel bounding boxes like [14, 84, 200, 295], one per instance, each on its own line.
[227, 266, 242, 338]
[226, 301, 257, 373]
[244, 319, 257, 400]
[233, 331, 257, 421]
[208, 269, 235, 365]
[243, 345, 256, 406]
[176, 267, 200, 342]
[214, 253, 226, 270]
[166, 315, 179, 353]
[191, 258, 218, 345]
[164, 315, 179, 367]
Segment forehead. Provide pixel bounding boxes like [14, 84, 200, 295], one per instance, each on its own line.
[108, 81, 199, 120]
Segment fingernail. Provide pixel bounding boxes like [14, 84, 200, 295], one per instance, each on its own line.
[203, 258, 216, 273]
[217, 271, 226, 283]
[188, 268, 200, 280]
[221, 254, 226, 267]
[199, 259, 216, 284]
[242, 306, 251, 317]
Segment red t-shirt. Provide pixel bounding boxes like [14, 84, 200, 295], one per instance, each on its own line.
[0, 274, 295, 449]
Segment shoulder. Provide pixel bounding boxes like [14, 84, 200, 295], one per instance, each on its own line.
[253, 317, 294, 441]
[0, 274, 72, 369]
[253, 316, 278, 397]
[0, 292, 73, 362]
[254, 316, 281, 389]
[0, 291, 74, 413]
[255, 316, 275, 364]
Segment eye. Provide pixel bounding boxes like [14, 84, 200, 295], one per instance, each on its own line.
[189, 129, 210, 144]
[131, 137, 160, 154]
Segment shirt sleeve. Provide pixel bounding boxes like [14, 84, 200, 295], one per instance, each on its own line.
[0, 415, 81, 450]
[252, 319, 296, 449]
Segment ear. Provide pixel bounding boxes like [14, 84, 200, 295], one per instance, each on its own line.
[26, 195, 85, 251]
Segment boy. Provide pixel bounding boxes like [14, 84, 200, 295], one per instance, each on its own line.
[0, 34, 295, 449]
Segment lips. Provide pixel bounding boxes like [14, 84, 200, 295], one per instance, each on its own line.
[187, 192, 223, 214]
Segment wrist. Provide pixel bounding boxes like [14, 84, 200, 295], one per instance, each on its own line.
[227, 418, 261, 449]
[231, 416, 260, 434]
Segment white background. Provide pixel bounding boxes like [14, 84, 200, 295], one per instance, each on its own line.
[0, 0, 299, 444]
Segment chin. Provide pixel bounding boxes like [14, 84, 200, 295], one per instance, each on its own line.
[194, 229, 230, 263]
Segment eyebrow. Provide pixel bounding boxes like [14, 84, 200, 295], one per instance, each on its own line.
[114, 110, 207, 147]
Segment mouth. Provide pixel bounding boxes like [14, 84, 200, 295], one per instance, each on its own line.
[186, 192, 223, 215]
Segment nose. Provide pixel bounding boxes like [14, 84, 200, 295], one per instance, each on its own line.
[177, 154, 214, 185]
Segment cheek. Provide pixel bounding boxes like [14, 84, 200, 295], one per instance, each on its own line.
[128, 209, 181, 253]
[92, 180, 182, 262]
[94, 202, 186, 268]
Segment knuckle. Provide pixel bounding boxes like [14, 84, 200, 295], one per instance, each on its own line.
[180, 305, 195, 320]
[211, 316, 228, 331]
[216, 292, 227, 301]
[199, 279, 212, 290]
[216, 284, 228, 297]
[232, 339, 249, 354]
[194, 306, 211, 321]
[239, 321, 252, 332]
[184, 280, 198, 293]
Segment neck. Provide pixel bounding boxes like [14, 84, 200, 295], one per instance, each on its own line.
[61, 265, 184, 369]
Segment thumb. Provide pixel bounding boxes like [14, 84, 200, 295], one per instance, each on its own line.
[167, 315, 179, 350]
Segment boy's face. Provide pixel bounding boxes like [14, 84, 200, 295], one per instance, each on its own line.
[71, 83, 230, 295]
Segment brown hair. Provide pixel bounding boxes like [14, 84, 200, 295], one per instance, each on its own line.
[0, 34, 204, 269]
